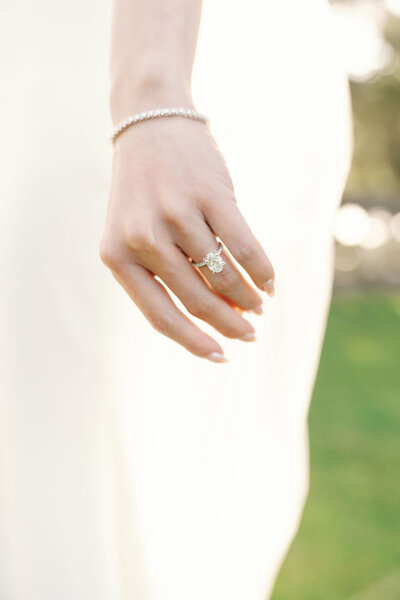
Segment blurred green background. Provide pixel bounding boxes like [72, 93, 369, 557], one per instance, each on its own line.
[272, 1, 400, 598]
[272, 294, 400, 599]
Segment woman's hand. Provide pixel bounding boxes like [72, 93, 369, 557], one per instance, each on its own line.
[100, 113, 275, 362]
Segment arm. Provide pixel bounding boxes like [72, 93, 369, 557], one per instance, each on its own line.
[109, 0, 201, 122]
[101, 0, 275, 363]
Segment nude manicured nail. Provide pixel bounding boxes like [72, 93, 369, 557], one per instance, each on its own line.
[251, 304, 263, 315]
[240, 332, 257, 342]
[206, 352, 228, 363]
[263, 278, 275, 297]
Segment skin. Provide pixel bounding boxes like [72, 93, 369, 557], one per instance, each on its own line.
[100, 0, 275, 362]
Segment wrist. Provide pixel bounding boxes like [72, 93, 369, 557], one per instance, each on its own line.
[110, 69, 195, 125]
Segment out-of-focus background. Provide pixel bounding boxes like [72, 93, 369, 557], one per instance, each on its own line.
[272, 1, 400, 598]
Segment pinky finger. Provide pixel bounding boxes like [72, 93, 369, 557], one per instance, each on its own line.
[113, 261, 228, 363]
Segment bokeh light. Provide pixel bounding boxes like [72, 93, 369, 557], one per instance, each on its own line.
[331, 0, 395, 81]
[333, 203, 370, 246]
[384, 0, 400, 17]
[360, 208, 392, 249]
[390, 211, 400, 241]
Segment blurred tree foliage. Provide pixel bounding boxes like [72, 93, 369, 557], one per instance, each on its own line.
[346, 13, 400, 201]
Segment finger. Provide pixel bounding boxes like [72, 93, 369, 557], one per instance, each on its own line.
[174, 216, 264, 313]
[113, 261, 228, 362]
[204, 198, 275, 295]
[141, 243, 258, 341]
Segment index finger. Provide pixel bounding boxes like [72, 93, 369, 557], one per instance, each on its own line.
[111, 261, 228, 362]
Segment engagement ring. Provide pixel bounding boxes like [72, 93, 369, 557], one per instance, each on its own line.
[191, 242, 225, 273]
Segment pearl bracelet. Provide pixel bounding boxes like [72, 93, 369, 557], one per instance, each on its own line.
[110, 107, 210, 147]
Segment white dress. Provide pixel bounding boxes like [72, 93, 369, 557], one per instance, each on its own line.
[0, 0, 352, 598]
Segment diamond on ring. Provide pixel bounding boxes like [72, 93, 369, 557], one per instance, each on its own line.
[191, 242, 226, 273]
[204, 250, 225, 273]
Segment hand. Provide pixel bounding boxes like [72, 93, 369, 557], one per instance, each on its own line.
[100, 114, 275, 362]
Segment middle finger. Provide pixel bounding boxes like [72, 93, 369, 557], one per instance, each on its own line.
[139, 243, 258, 341]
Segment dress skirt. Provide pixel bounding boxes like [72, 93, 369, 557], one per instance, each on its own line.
[0, 0, 352, 598]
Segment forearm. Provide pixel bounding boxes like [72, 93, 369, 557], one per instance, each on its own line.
[110, 0, 202, 123]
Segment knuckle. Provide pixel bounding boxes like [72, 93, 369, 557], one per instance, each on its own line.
[200, 190, 237, 212]
[236, 239, 256, 262]
[186, 297, 214, 320]
[163, 203, 191, 229]
[198, 193, 213, 212]
[99, 234, 124, 271]
[125, 222, 157, 253]
[199, 194, 218, 214]
[149, 311, 175, 336]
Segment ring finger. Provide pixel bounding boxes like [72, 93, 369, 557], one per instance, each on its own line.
[175, 217, 263, 313]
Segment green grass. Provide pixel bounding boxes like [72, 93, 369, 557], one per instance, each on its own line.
[271, 292, 400, 600]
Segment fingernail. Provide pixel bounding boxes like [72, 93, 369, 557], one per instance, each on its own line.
[251, 304, 263, 315]
[240, 332, 257, 342]
[263, 278, 275, 297]
[206, 352, 228, 363]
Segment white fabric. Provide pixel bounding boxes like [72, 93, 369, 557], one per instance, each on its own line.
[0, 1, 352, 599]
